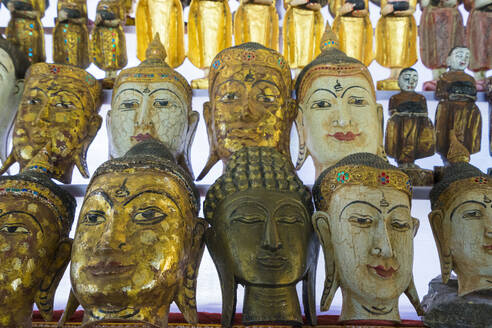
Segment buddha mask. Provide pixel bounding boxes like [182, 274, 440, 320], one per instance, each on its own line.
[0, 170, 75, 327]
[398, 68, 418, 92]
[312, 153, 423, 322]
[429, 162, 492, 296]
[0, 37, 30, 165]
[0, 63, 102, 184]
[295, 29, 384, 178]
[66, 140, 205, 327]
[109, 34, 198, 177]
[204, 147, 318, 327]
[446, 47, 470, 72]
[198, 42, 295, 180]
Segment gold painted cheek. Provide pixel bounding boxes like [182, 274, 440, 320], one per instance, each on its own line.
[20, 113, 37, 122]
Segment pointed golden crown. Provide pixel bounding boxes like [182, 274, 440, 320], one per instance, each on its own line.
[113, 34, 192, 105]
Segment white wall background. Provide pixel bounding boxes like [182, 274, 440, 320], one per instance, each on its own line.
[0, 1, 490, 321]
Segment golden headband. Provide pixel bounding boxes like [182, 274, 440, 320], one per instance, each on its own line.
[316, 164, 412, 210]
[113, 34, 192, 106]
[0, 178, 72, 235]
[436, 176, 492, 211]
[25, 63, 101, 109]
[208, 42, 292, 94]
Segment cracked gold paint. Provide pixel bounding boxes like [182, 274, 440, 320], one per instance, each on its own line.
[0, 63, 102, 184]
[199, 43, 294, 180]
[0, 172, 74, 327]
[69, 142, 204, 327]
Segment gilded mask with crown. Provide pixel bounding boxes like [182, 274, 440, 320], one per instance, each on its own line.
[204, 147, 318, 327]
[108, 35, 197, 177]
[67, 140, 206, 327]
[0, 63, 102, 184]
[429, 162, 492, 296]
[295, 29, 384, 179]
[198, 42, 295, 180]
[0, 170, 75, 328]
[312, 153, 422, 322]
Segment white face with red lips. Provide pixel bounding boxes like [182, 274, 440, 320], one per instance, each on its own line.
[298, 75, 381, 177]
[447, 48, 470, 71]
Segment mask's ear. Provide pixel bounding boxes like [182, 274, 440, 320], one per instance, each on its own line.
[312, 211, 338, 311]
[412, 217, 420, 237]
[175, 218, 206, 324]
[428, 209, 452, 283]
[302, 238, 319, 325]
[75, 114, 102, 178]
[294, 106, 309, 170]
[197, 101, 220, 181]
[35, 238, 72, 321]
[0, 152, 17, 175]
[106, 110, 114, 158]
[376, 103, 387, 160]
[405, 277, 424, 316]
[57, 290, 79, 327]
[14, 79, 24, 98]
[182, 110, 199, 179]
[205, 227, 237, 328]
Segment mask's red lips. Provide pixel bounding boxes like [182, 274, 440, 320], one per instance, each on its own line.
[368, 265, 397, 278]
[327, 131, 361, 141]
[483, 245, 492, 251]
[86, 261, 135, 276]
[131, 133, 152, 142]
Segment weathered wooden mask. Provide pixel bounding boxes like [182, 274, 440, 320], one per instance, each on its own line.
[198, 42, 295, 180]
[109, 34, 197, 177]
[429, 162, 492, 296]
[312, 153, 423, 322]
[0, 37, 30, 165]
[295, 28, 384, 178]
[67, 140, 205, 327]
[0, 63, 102, 184]
[0, 170, 75, 327]
[204, 147, 318, 327]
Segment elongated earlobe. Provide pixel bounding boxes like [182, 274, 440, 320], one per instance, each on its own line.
[197, 102, 220, 180]
[295, 108, 309, 170]
[428, 209, 452, 283]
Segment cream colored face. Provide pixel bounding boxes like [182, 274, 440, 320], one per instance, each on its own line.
[398, 70, 418, 92]
[298, 75, 380, 169]
[327, 185, 416, 308]
[447, 187, 492, 282]
[109, 82, 189, 158]
[447, 48, 470, 71]
[0, 48, 16, 108]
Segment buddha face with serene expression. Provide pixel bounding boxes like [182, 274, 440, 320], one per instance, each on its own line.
[1, 63, 102, 184]
[398, 69, 418, 92]
[0, 172, 74, 327]
[70, 142, 204, 327]
[312, 153, 422, 322]
[199, 43, 294, 180]
[447, 47, 470, 71]
[297, 74, 382, 177]
[429, 163, 492, 296]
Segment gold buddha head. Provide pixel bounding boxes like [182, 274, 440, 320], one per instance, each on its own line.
[0, 36, 30, 163]
[198, 42, 295, 180]
[312, 153, 422, 322]
[429, 162, 492, 296]
[204, 147, 318, 327]
[446, 46, 470, 72]
[0, 63, 102, 184]
[109, 34, 198, 177]
[295, 27, 384, 178]
[69, 139, 205, 327]
[398, 68, 418, 92]
[0, 170, 75, 327]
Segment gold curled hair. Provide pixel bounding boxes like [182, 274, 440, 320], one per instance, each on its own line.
[295, 23, 375, 102]
[113, 33, 192, 106]
[25, 62, 101, 110]
[208, 42, 292, 95]
[313, 153, 412, 211]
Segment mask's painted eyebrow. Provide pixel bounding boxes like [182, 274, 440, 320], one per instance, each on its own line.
[0, 62, 8, 74]
[0, 210, 43, 233]
[123, 190, 180, 209]
[85, 189, 114, 208]
[51, 90, 82, 103]
[340, 200, 381, 220]
[450, 200, 486, 220]
[114, 88, 144, 102]
[341, 85, 369, 98]
[307, 88, 337, 103]
[388, 204, 409, 214]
